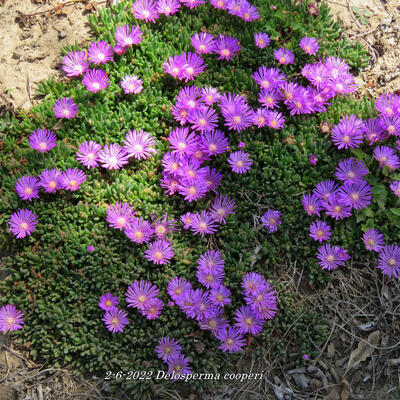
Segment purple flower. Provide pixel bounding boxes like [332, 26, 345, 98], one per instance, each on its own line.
[98, 293, 119, 311]
[209, 195, 235, 223]
[29, 129, 57, 153]
[103, 309, 129, 333]
[322, 195, 352, 220]
[106, 202, 136, 231]
[309, 155, 318, 165]
[309, 220, 331, 242]
[163, 54, 186, 79]
[168, 127, 198, 156]
[308, 2, 319, 15]
[180, 0, 205, 9]
[377, 245, 400, 278]
[210, 0, 227, 9]
[364, 118, 386, 144]
[252, 66, 286, 90]
[125, 280, 159, 311]
[180, 212, 194, 229]
[337, 181, 372, 210]
[203, 167, 223, 192]
[167, 353, 192, 377]
[178, 178, 208, 202]
[254, 32, 270, 48]
[157, 0, 181, 15]
[234, 305, 264, 335]
[373, 146, 400, 170]
[120, 75, 143, 94]
[167, 277, 192, 301]
[200, 309, 229, 334]
[88, 40, 113, 64]
[123, 130, 156, 160]
[191, 32, 216, 54]
[209, 285, 231, 307]
[375, 93, 400, 118]
[190, 211, 219, 236]
[331, 115, 365, 149]
[0, 304, 24, 332]
[379, 115, 400, 136]
[156, 337, 182, 362]
[266, 110, 285, 129]
[125, 217, 154, 244]
[180, 52, 206, 82]
[82, 69, 109, 92]
[214, 35, 241, 61]
[302, 193, 323, 216]
[253, 108, 269, 127]
[242, 272, 266, 295]
[198, 249, 224, 271]
[390, 181, 400, 198]
[141, 298, 164, 320]
[87, 245, 95, 252]
[76, 141, 102, 169]
[362, 229, 385, 252]
[144, 239, 174, 264]
[152, 212, 178, 238]
[15, 176, 40, 201]
[188, 107, 218, 133]
[299, 37, 319, 55]
[132, 0, 159, 23]
[201, 130, 228, 156]
[115, 24, 143, 47]
[216, 326, 246, 353]
[317, 244, 348, 270]
[274, 48, 295, 65]
[335, 158, 369, 184]
[196, 267, 224, 289]
[38, 169, 62, 193]
[98, 144, 129, 170]
[60, 168, 86, 191]
[238, 141, 245, 149]
[53, 97, 78, 119]
[313, 180, 338, 202]
[261, 210, 281, 233]
[8, 209, 38, 239]
[220, 94, 254, 132]
[228, 151, 253, 174]
[201, 87, 221, 105]
[61, 50, 89, 77]
[244, 283, 278, 319]
[238, 3, 259, 21]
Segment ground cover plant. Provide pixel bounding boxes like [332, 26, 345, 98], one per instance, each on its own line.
[1, 0, 399, 398]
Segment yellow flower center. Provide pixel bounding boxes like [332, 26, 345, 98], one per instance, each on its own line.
[155, 251, 163, 259]
[117, 217, 126, 226]
[236, 160, 244, 168]
[39, 142, 47, 149]
[221, 49, 230, 56]
[25, 187, 32, 194]
[189, 187, 196, 195]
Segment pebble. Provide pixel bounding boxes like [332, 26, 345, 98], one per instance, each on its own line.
[58, 30, 67, 39]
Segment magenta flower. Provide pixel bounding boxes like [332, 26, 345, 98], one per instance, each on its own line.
[141, 298, 163, 320]
[106, 202, 136, 231]
[53, 97, 78, 119]
[87, 245, 95, 252]
[125, 217, 154, 244]
[152, 212, 178, 238]
[200, 309, 229, 333]
[168, 127, 198, 156]
[201, 87, 221, 105]
[209, 195, 235, 223]
[210, 0, 228, 9]
[196, 267, 224, 289]
[123, 130, 156, 160]
[309, 155, 318, 165]
[103, 309, 129, 333]
[203, 167, 223, 192]
[377, 245, 400, 278]
[187, 107, 218, 133]
[163, 54, 186, 79]
[362, 229, 385, 252]
[364, 119, 386, 144]
[144, 239, 174, 264]
[238, 141, 245, 149]
[374, 93, 400, 117]
[38, 169, 62, 193]
[156, 337, 182, 362]
[238, 2, 259, 21]
[242, 272, 266, 295]
[253, 108, 269, 127]
[115, 24, 143, 47]
[0, 304, 24, 332]
[132, 0, 159, 23]
[15, 176, 40, 202]
[317, 244, 348, 270]
[258, 89, 282, 109]
[88, 40, 113, 64]
[261, 210, 281, 233]
[157, 0, 181, 15]
[98, 144, 129, 170]
[167, 277, 192, 301]
[252, 66, 286, 90]
[266, 110, 285, 129]
[190, 211, 219, 236]
[299, 37, 319, 55]
[197, 249, 224, 271]
[309, 220, 331, 242]
[216, 326, 245, 353]
[302, 193, 323, 216]
[209, 285, 231, 307]
[8, 209, 38, 239]
[274, 48, 295, 65]
[228, 151, 253, 174]
[200, 130, 228, 156]
[390, 181, 400, 198]
[214, 34, 241, 61]
[244, 282, 278, 319]
[220, 94, 254, 132]
[180, 52, 206, 82]
[82, 69, 109, 92]
[120, 75, 143, 94]
[61, 50, 89, 77]
[180, 0, 205, 9]
[191, 32, 216, 54]
[98, 293, 119, 311]
[60, 168, 86, 191]
[373, 146, 400, 170]
[254, 32, 270, 49]
[29, 129, 57, 153]
[331, 115, 365, 149]
[126, 280, 159, 311]
[76, 141, 102, 169]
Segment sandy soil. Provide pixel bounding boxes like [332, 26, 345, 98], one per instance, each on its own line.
[0, 0, 94, 111]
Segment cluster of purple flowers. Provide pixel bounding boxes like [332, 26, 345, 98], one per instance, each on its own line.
[76, 131, 156, 170]
[0, 304, 24, 332]
[156, 337, 192, 377]
[98, 293, 130, 333]
[126, 280, 164, 320]
[166, 253, 277, 353]
[189, 33, 241, 61]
